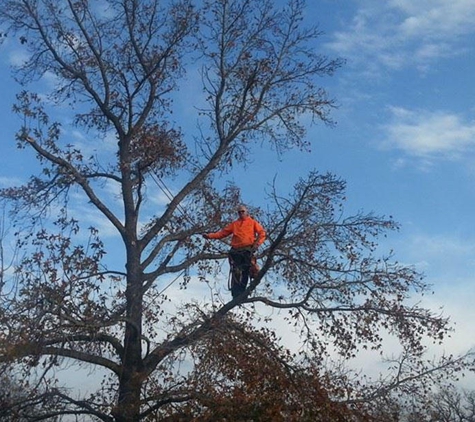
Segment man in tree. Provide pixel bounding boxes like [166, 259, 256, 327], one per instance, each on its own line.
[0, 0, 467, 419]
[203, 205, 265, 297]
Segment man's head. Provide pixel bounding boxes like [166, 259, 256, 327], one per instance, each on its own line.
[237, 205, 248, 220]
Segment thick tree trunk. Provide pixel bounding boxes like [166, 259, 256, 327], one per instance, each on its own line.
[115, 362, 143, 422]
[114, 293, 143, 422]
[115, 244, 144, 421]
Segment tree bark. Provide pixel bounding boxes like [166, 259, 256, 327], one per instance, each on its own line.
[116, 251, 144, 421]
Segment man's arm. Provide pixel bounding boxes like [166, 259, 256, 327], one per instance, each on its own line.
[203, 222, 234, 240]
[254, 220, 266, 247]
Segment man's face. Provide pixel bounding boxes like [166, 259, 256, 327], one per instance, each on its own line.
[237, 207, 248, 219]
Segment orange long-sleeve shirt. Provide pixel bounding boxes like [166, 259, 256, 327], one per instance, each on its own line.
[207, 216, 266, 249]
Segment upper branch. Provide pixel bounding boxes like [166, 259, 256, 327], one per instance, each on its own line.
[25, 136, 125, 236]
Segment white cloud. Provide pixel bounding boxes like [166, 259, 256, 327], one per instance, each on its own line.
[392, 231, 475, 278]
[384, 231, 475, 385]
[327, 0, 475, 72]
[0, 176, 23, 187]
[409, 234, 474, 260]
[8, 49, 29, 67]
[382, 107, 475, 161]
[0, 36, 30, 67]
[393, 0, 475, 37]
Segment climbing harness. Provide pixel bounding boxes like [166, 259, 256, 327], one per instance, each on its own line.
[227, 249, 259, 292]
[228, 258, 243, 292]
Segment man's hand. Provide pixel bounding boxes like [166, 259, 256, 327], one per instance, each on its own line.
[251, 242, 258, 252]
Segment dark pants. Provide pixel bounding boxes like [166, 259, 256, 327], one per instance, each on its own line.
[229, 248, 252, 298]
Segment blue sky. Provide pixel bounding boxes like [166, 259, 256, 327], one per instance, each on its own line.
[1, 0, 475, 381]
[214, 0, 475, 364]
[315, 0, 475, 365]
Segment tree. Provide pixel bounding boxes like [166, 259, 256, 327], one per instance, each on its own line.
[167, 312, 375, 422]
[0, 0, 466, 420]
[367, 382, 475, 422]
[420, 387, 475, 422]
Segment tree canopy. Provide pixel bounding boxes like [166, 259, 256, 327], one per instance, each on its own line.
[0, 0, 471, 420]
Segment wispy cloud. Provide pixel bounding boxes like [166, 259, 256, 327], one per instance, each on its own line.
[8, 49, 29, 67]
[382, 107, 475, 163]
[388, 230, 475, 368]
[0, 36, 29, 67]
[393, 228, 475, 286]
[326, 0, 475, 72]
[0, 176, 23, 188]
